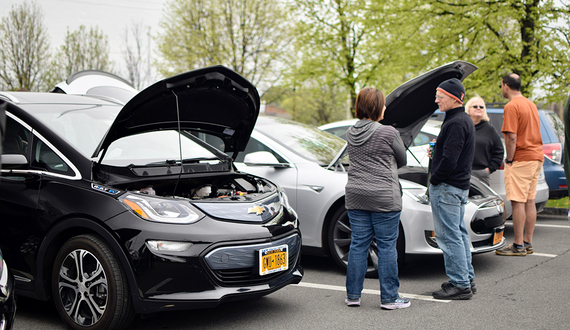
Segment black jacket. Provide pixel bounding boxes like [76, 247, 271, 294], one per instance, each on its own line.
[472, 120, 504, 173]
[430, 107, 475, 190]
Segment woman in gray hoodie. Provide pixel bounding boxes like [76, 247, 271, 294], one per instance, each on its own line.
[344, 87, 409, 310]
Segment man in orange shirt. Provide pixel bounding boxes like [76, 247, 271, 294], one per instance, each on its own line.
[496, 73, 544, 256]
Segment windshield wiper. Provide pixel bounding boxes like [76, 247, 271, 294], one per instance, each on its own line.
[145, 157, 222, 166]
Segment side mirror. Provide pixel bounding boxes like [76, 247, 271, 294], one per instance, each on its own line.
[243, 151, 290, 168]
[1, 154, 29, 169]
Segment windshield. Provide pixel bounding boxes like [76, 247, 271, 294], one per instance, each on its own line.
[104, 130, 221, 166]
[27, 103, 227, 172]
[26, 103, 119, 157]
[256, 118, 346, 165]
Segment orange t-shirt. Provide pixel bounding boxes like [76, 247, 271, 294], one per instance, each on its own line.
[501, 96, 543, 162]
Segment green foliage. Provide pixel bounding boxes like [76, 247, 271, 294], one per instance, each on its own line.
[415, 0, 570, 104]
[49, 25, 112, 83]
[286, 0, 436, 123]
[0, 1, 51, 91]
[546, 196, 570, 208]
[156, 0, 294, 91]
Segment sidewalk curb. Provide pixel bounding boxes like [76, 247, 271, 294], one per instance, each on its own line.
[540, 207, 569, 216]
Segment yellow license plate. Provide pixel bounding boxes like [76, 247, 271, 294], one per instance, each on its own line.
[493, 230, 504, 245]
[259, 244, 288, 276]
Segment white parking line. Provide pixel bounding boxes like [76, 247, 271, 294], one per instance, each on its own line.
[506, 222, 569, 229]
[294, 282, 450, 303]
[534, 223, 569, 229]
[531, 252, 557, 258]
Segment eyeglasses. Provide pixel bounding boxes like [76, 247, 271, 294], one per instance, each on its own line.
[471, 105, 485, 109]
[435, 94, 446, 100]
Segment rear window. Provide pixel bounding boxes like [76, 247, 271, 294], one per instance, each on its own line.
[541, 111, 564, 144]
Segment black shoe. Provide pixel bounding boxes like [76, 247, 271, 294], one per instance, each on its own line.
[434, 283, 473, 300]
[441, 280, 477, 294]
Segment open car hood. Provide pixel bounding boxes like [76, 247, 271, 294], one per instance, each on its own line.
[381, 60, 477, 148]
[92, 65, 260, 159]
[51, 70, 139, 104]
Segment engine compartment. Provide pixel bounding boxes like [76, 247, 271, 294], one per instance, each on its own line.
[113, 173, 276, 202]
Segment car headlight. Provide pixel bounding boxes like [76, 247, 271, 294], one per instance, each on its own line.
[279, 187, 297, 215]
[119, 193, 203, 224]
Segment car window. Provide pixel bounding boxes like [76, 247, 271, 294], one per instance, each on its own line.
[103, 130, 219, 166]
[31, 139, 74, 176]
[235, 137, 287, 163]
[255, 119, 346, 165]
[411, 132, 436, 147]
[542, 111, 564, 144]
[2, 116, 30, 158]
[323, 126, 350, 140]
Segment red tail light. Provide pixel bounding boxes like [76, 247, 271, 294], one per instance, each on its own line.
[543, 143, 562, 164]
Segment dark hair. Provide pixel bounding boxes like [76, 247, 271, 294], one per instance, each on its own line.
[354, 87, 385, 121]
[502, 73, 521, 91]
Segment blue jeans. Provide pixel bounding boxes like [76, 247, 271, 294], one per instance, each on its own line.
[429, 183, 474, 289]
[346, 210, 401, 303]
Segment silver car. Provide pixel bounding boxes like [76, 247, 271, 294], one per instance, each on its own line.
[320, 118, 550, 219]
[234, 61, 506, 274]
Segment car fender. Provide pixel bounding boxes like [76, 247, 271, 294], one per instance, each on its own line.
[32, 216, 140, 308]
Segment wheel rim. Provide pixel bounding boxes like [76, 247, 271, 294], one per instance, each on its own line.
[332, 213, 378, 273]
[58, 249, 108, 326]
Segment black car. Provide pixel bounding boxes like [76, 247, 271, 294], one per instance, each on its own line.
[0, 66, 302, 330]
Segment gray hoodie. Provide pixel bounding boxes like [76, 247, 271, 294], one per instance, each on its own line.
[345, 119, 407, 212]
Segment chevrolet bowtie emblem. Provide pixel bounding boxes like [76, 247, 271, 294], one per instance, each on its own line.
[248, 205, 265, 215]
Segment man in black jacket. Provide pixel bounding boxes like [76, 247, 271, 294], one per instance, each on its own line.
[429, 78, 476, 300]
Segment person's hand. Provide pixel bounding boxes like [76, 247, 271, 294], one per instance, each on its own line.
[427, 139, 436, 159]
[485, 167, 490, 173]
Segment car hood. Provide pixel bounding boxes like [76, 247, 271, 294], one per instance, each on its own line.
[51, 70, 139, 104]
[381, 60, 477, 148]
[92, 65, 260, 159]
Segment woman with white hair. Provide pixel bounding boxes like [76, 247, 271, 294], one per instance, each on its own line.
[465, 96, 504, 185]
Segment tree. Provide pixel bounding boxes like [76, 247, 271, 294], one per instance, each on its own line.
[156, 0, 294, 92]
[122, 21, 154, 90]
[288, 0, 430, 119]
[0, 1, 50, 91]
[416, 0, 570, 104]
[55, 25, 112, 76]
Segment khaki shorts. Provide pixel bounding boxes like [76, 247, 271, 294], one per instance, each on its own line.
[504, 160, 543, 203]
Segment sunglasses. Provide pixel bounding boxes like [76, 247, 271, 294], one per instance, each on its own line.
[471, 105, 485, 109]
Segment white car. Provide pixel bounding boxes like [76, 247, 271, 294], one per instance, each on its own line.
[320, 118, 550, 219]
[233, 61, 506, 275]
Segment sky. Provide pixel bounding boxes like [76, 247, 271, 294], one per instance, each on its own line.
[1, 0, 169, 78]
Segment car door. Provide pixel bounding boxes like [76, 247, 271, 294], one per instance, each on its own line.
[0, 115, 42, 277]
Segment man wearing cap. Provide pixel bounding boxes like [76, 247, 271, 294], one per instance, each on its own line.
[429, 78, 476, 300]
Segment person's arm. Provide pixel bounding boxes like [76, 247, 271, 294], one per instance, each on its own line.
[504, 132, 517, 164]
[488, 129, 505, 173]
[391, 132, 407, 168]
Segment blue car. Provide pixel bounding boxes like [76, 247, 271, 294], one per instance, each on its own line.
[432, 105, 567, 198]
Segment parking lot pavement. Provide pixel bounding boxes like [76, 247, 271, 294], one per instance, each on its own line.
[13, 214, 570, 329]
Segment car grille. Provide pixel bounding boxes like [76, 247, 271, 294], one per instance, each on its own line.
[471, 213, 504, 234]
[204, 233, 301, 286]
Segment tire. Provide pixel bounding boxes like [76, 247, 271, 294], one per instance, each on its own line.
[52, 234, 135, 330]
[327, 207, 378, 277]
[328, 208, 407, 277]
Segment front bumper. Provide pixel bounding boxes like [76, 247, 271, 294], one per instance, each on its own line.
[130, 231, 303, 314]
